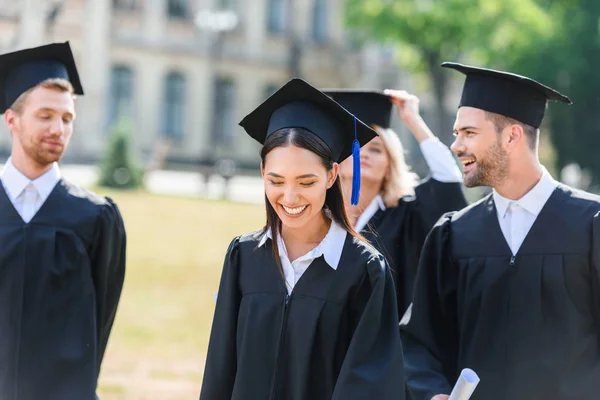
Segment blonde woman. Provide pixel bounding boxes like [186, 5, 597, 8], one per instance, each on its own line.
[326, 89, 467, 317]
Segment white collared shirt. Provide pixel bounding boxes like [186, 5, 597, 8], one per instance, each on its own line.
[355, 195, 386, 232]
[492, 168, 558, 255]
[0, 158, 61, 223]
[258, 220, 347, 295]
[420, 137, 463, 183]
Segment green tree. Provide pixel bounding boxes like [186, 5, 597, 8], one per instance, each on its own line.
[345, 0, 552, 143]
[500, 0, 600, 187]
[99, 115, 144, 189]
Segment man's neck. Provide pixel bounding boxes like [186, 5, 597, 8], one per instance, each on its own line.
[493, 161, 544, 200]
[10, 152, 53, 180]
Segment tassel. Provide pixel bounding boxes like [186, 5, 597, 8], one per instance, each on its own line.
[351, 117, 361, 206]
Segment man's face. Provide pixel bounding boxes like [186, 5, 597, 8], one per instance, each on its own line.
[6, 86, 76, 167]
[450, 107, 509, 188]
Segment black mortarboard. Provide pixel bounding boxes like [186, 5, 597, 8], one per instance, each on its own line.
[239, 78, 377, 205]
[0, 41, 84, 114]
[323, 90, 393, 129]
[442, 62, 571, 128]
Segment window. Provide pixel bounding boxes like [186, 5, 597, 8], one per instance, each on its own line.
[168, 0, 188, 18]
[162, 72, 186, 141]
[267, 0, 285, 34]
[113, 0, 137, 11]
[211, 77, 236, 146]
[217, 0, 237, 11]
[312, 0, 328, 43]
[108, 65, 134, 128]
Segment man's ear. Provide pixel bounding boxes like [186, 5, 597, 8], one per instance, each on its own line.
[4, 109, 18, 134]
[505, 123, 525, 151]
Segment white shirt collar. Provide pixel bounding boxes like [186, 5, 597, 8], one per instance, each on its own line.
[0, 158, 61, 201]
[258, 219, 347, 270]
[493, 168, 558, 218]
[354, 194, 386, 232]
[375, 195, 386, 211]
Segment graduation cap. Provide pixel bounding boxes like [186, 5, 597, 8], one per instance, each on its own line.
[0, 41, 84, 114]
[323, 90, 393, 129]
[239, 78, 377, 205]
[442, 62, 571, 128]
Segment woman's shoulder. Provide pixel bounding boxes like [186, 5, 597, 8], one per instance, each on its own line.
[344, 235, 388, 276]
[224, 229, 265, 254]
[376, 195, 417, 219]
[238, 229, 265, 244]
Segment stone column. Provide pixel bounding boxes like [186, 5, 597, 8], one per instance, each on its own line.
[242, 0, 266, 60]
[17, 0, 45, 48]
[74, 0, 111, 158]
[143, 0, 167, 42]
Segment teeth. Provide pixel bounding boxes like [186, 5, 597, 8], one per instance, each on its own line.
[282, 205, 307, 215]
[463, 158, 476, 166]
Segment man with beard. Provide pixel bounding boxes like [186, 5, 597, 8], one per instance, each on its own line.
[400, 62, 600, 400]
[0, 42, 126, 399]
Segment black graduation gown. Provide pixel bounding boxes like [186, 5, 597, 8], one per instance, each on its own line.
[0, 179, 126, 400]
[200, 231, 405, 400]
[400, 185, 600, 400]
[361, 178, 467, 316]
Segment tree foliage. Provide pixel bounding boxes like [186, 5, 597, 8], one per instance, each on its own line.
[345, 0, 552, 143]
[346, 0, 600, 185]
[99, 116, 144, 189]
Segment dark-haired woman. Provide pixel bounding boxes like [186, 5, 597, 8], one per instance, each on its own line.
[200, 79, 405, 400]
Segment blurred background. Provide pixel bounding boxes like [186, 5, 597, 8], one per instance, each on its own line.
[0, 0, 598, 398]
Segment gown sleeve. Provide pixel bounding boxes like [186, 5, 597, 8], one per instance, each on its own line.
[418, 137, 462, 184]
[591, 212, 600, 337]
[200, 236, 242, 400]
[394, 178, 466, 316]
[332, 254, 405, 400]
[395, 201, 429, 316]
[89, 197, 126, 378]
[393, 178, 465, 316]
[416, 137, 467, 232]
[414, 178, 467, 234]
[399, 213, 459, 400]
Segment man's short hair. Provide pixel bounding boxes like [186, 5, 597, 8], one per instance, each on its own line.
[484, 111, 539, 150]
[10, 78, 74, 114]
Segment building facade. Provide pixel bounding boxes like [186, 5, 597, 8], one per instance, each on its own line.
[0, 0, 404, 170]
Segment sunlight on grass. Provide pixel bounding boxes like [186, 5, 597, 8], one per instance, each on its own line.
[96, 189, 265, 399]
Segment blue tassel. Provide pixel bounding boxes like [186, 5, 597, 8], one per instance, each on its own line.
[351, 117, 360, 206]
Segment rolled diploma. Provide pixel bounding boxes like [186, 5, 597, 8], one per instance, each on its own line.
[448, 368, 480, 400]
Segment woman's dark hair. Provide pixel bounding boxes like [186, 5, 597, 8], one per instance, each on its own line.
[260, 127, 364, 280]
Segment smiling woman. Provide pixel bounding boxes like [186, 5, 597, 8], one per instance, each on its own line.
[200, 78, 406, 400]
[260, 127, 354, 268]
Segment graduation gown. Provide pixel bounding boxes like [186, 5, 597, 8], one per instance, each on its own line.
[200, 231, 405, 400]
[400, 185, 600, 400]
[362, 178, 467, 316]
[0, 179, 126, 400]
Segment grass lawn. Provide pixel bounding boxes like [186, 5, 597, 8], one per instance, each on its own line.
[95, 189, 265, 399]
